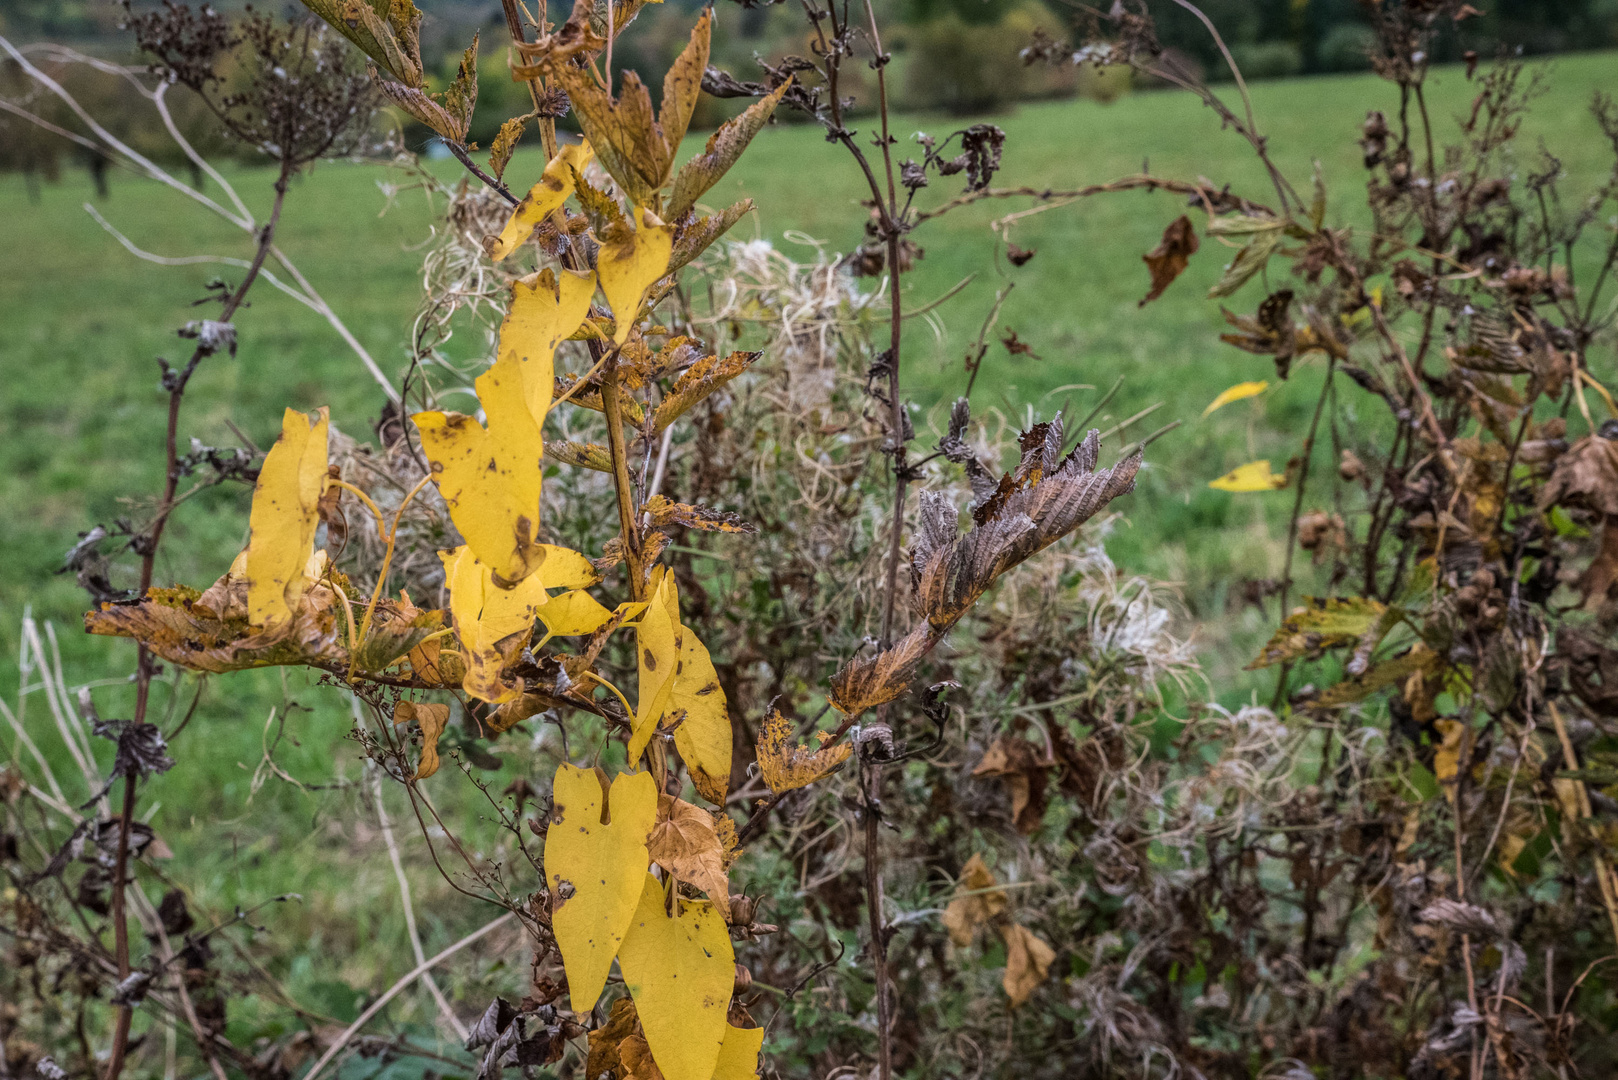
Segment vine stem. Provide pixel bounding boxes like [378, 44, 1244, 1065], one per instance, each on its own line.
[105, 161, 291, 1080]
[1271, 358, 1335, 709]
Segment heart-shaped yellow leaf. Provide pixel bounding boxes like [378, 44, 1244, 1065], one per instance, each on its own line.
[668, 629, 732, 804]
[537, 589, 615, 638]
[545, 764, 658, 1014]
[502, 267, 596, 425]
[598, 210, 673, 346]
[617, 873, 734, 1080]
[441, 546, 551, 702]
[629, 566, 682, 763]
[245, 407, 330, 629]
[486, 140, 594, 261]
[415, 352, 546, 586]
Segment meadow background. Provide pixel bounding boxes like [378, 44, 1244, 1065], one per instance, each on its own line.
[3, 43, 1618, 1048]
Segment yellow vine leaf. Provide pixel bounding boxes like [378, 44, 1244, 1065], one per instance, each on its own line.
[442, 546, 549, 702]
[756, 707, 852, 794]
[598, 209, 674, 346]
[647, 794, 730, 919]
[537, 589, 615, 637]
[416, 352, 546, 586]
[617, 873, 734, 1080]
[486, 140, 594, 261]
[545, 764, 658, 1013]
[244, 407, 330, 629]
[712, 1025, 765, 1080]
[1209, 459, 1288, 492]
[394, 701, 451, 779]
[502, 267, 596, 425]
[668, 629, 732, 804]
[629, 566, 682, 763]
[1201, 380, 1268, 417]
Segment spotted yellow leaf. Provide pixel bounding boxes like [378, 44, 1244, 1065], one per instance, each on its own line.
[598, 209, 673, 346]
[756, 706, 851, 794]
[486, 140, 594, 261]
[712, 1024, 765, 1080]
[545, 764, 657, 1014]
[617, 873, 734, 1080]
[629, 566, 682, 763]
[1209, 459, 1288, 492]
[1201, 380, 1268, 418]
[394, 700, 450, 779]
[669, 629, 732, 804]
[537, 588, 615, 637]
[502, 267, 596, 425]
[415, 352, 546, 586]
[245, 407, 330, 629]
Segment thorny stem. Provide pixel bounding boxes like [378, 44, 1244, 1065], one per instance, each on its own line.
[108, 162, 291, 1080]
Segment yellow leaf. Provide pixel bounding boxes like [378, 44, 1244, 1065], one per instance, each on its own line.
[647, 794, 731, 919]
[1000, 923, 1055, 1008]
[1209, 459, 1288, 492]
[617, 873, 734, 1080]
[394, 701, 451, 779]
[537, 588, 615, 637]
[756, 707, 852, 794]
[545, 764, 658, 1013]
[1434, 718, 1466, 800]
[669, 629, 732, 804]
[1201, 380, 1268, 418]
[245, 407, 330, 629]
[502, 267, 596, 425]
[440, 546, 550, 702]
[941, 853, 1006, 947]
[629, 566, 682, 763]
[486, 140, 594, 261]
[534, 544, 600, 590]
[416, 352, 546, 586]
[712, 1025, 764, 1080]
[598, 210, 673, 346]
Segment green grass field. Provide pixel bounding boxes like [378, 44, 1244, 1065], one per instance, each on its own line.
[3, 50, 1616, 1052]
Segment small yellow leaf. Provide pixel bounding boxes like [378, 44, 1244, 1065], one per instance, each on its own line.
[416, 352, 546, 586]
[395, 701, 451, 779]
[756, 707, 852, 794]
[502, 267, 596, 425]
[617, 873, 734, 1080]
[629, 566, 682, 763]
[647, 794, 730, 919]
[712, 1025, 764, 1080]
[669, 629, 732, 804]
[1201, 380, 1268, 418]
[537, 588, 615, 637]
[440, 545, 550, 702]
[1209, 459, 1288, 492]
[486, 140, 594, 261]
[598, 210, 674, 346]
[545, 764, 658, 1013]
[1000, 923, 1055, 1008]
[245, 407, 330, 629]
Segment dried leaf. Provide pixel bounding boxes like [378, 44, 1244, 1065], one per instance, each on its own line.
[941, 853, 1006, 946]
[598, 210, 674, 346]
[546, 439, 615, 472]
[1207, 230, 1282, 299]
[643, 494, 756, 535]
[545, 764, 658, 1013]
[415, 352, 546, 586]
[502, 267, 597, 424]
[586, 997, 640, 1080]
[668, 628, 733, 804]
[658, 10, 710, 164]
[486, 141, 596, 261]
[756, 707, 851, 794]
[651, 351, 761, 434]
[245, 407, 330, 630]
[617, 873, 735, 1080]
[630, 567, 682, 763]
[1209, 459, 1287, 492]
[303, 0, 424, 84]
[667, 80, 790, 220]
[1202, 380, 1268, 418]
[668, 200, 754, 275]
[395, 701, 450, 779]
[1247, 595, 1387, 669]
[972, 737, 1049, 834]
[1140, 214, 1199, 306]
[647, 794, 730, 919]
[1000, 923, 1055, 1008]
[487, 112, 534, 181]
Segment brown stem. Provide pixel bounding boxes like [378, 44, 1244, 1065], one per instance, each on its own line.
[107, 164, 291, 1080]
[600, 354, 645, 601]
[445, 139, 519, 206]
[1271, 359, 1335, 709]
[862, 754, 891, 1080]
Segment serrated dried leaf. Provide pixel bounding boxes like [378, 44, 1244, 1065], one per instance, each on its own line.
[651, 351, 761, 434]
[304, 0, 423, 84]
[486, 141, 595, 261]
[941, 852, 1006, 947]
[487, 112, 535, 180]
[756, 707, 851, 794]
[648, 794, 730, 919]
[245, 407, 330, 630]
[669, 200, 754, 275]
[1208, 230, 1282, 299]
[1246, 595, 1387, 669]
[545, 764, 658, 1013]
[546, 439, 615, 472]
[667, 79, 789, 220]
[642, 494, 755, 534]
[394, 700, 451, 778]
[1140, 214, 1198, 307]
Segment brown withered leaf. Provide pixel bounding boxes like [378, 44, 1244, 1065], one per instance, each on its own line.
[1140, 214, 1199, 306]
[756, 707, 852, 794]
[1582, 515, 1618, 609]
[1000, 329, 1041, 360]
[642, 494, 756, 534]
[316, 464, 346, 556]
[487, 112, 534, 181]
[651, 351, 762, 434]
[619, 1034, 667, 1080]
[1000, 923, 1056, 1008]
[941, 852, 1007, 946]
[647, 794, 731, 919]
[394, 701, 451, 779]
[1539, 434, 1618, 516]
[972, 737, 1050, 834]
[546, 440, 615, 473]
[586, 997, 640, 1079]
[667, 80, 791, 219]
[826, 624, 932, 717]
[669, 200, 755, 276]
